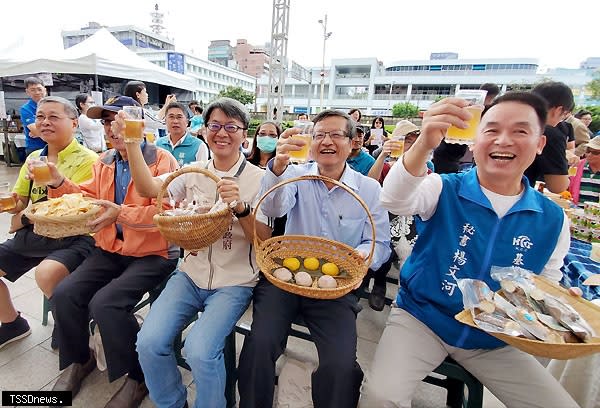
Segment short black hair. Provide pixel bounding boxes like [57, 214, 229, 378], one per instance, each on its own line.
[165, 102, 188, 115]
[483, 91, 547, 131]
[313, 109, 356, 139]
[123, 81, 146, 103]
[24, 76, 43, 88]
[575, 109, 592, 119]
[203, 97, 250, 129]
[348, 108, 362, 121]
[194, 106, 204, 114]
[480, 83, 500, 97]
[531, 81, 574, 112]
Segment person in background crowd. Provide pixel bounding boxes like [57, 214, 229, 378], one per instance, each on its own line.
[365, 116, 388, 155]
[348, 108, 362, 124]
[21, 77, 47, 156]
[238, 109, 391, 408]
[75, 94, 106, 153]
[123, 81, 167, 141]
[187, 100, 199, 122]
[128, 97, 272, 408]
[155, 102, 209, 166]
[246, 121, 281, 169]
[570, 110, 594, 157]
[0, 96, 97, 350]
[347, 125, 375, 176]
[526, 81, 574, 192]
[361, 91, 580, 408]
[297, 113, 309, 121]
[189, 106, 204, 137]
[49, 96, 179, 408]
[568, 135, 600, 206]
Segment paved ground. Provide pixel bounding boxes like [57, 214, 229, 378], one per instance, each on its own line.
[0, 162, 505, 407]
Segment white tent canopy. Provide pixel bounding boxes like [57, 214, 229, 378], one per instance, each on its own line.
[0, 28, 195, 91]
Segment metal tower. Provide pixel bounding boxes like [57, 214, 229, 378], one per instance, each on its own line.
[150, 3, 165, 35]
[266, 0, 290, 122]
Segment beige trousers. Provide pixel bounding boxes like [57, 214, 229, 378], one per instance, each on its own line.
[359, 307, 580, 408]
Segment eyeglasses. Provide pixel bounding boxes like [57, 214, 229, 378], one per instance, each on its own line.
[35, 114, 73, 123]
[206, 122, 247, 133]
[166, 114, 186, 121]
[313, 131, 348, 141]
[257, 133, 278, 138]
[587, 150, 600, 156]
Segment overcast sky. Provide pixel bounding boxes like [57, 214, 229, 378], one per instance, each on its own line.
[3, 0, 598, 71]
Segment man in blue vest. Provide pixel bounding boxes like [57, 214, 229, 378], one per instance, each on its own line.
[20, 77, 47, 156]
[155, 102, 209, 166]
[360, 91, 580, 407]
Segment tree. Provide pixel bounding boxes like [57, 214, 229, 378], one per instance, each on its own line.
[586, 72, 600, 100]
[392, 102, 419, 118]
[218, 86, 255, 106]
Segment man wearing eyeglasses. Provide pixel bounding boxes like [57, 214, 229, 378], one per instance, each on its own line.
[0, 96, 97, 351]
[124, 97, 272, 408]
[155, 102, 209, 166]
[46, 95, 179, 408]
[238, 110, 391, 408]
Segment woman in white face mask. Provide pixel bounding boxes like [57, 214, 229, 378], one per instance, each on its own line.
[246, 121, 282, 169]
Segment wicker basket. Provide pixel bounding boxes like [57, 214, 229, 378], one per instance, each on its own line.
[253, 175, 375, 300]
[153, 167, 232, 251]
[455, 276, 600, 359]
[24, 199, 101, 239]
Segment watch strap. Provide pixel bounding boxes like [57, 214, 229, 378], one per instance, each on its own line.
[234, 202, 251, 218]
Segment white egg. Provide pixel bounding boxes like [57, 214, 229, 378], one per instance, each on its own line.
[317, 275, 337, 288]
[273, 267, 293, 282]
[294, 271, 313, 287]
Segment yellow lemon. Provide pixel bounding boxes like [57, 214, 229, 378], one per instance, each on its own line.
[283, 257, 301, 271]
[303, 257, 320, 271]
[321, 262, 340, 276]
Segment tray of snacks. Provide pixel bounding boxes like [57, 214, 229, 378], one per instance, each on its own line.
[455, 267, 600, 359]
[253, 175, 375, 299]
[154, 167, 232, 252]
[24, 193, 101, 238]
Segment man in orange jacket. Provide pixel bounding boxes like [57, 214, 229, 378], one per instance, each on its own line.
[33, 96, 179, 408]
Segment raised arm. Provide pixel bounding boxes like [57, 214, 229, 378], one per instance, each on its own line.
[117, 112, 164, 198]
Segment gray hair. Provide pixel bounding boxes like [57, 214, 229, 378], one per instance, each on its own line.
[312, 109, 356, 139]
[38, 96, 79, 119]
[203, 97, 250, 129]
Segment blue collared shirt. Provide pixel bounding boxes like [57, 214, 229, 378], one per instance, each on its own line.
[346, 150, 375, 176]
[260, 161, 391, 269]
[20, 99, 46, 151]
[114, 142, 146, 235]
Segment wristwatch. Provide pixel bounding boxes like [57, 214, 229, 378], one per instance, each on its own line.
[21, 213, 31, 226]
[233, 202, 251, 218]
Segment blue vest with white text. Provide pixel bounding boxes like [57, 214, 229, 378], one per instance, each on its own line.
[396, 168, 564, 349]
[156, 132, 202, 166]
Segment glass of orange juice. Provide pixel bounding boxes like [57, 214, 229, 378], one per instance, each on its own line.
[31, 156, 52, 185]
[0, 182, 16, 212]
[123, 106, 144, 143]
[289, 121, 313, 164]
[445, 90, 487, 146]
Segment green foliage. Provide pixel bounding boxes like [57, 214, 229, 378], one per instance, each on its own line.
[391, 102, 419, 118]
[586, 73, 600, 100]
[217, 86, 255, 105]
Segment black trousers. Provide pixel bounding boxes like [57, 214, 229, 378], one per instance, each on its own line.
[53, 248, 177, 382]
[238, 276, 363, 408]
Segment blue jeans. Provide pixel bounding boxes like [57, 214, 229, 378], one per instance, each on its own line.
[137, 271, 253, 408]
